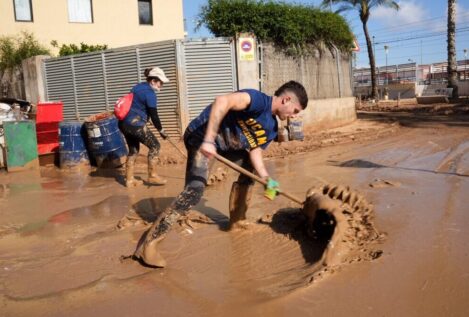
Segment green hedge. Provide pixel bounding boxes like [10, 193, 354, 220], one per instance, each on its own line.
[198, 0, 354, 55]
[51, 41, 108, 57]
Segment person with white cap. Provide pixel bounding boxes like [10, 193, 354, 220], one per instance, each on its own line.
[119, 66, 170, 187]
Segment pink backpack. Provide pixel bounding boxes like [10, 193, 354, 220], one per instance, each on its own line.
[114, 93, 133, 120]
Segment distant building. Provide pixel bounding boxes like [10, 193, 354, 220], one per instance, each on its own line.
[353, 59, 469, 99]
[354, 60, 469, 87]
[0, 0, 184, 51]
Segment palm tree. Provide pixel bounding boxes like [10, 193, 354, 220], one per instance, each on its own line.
[323, 0, 399, 100]
[447, 0, 458, 98]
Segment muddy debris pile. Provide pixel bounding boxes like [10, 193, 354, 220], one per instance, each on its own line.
[306, 184, 384, 267]
[260, 183, 384, 286]
[206, 166, 228, 186]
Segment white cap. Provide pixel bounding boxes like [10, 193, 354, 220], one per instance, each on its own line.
[147, 67, 169, 83]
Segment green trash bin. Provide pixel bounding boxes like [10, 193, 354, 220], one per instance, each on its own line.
[3, 120, 39, 171]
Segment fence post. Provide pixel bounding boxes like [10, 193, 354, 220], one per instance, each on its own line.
[176, 40, 190, 136]
[70, 57, 79, 120]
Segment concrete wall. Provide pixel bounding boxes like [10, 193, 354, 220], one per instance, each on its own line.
[0, 0, 184, 53]
[355, 83, 416, 100]
[22, 55, 50, 104]
[236, 34, 260, 90]
[261, 43, 355, 129]
[301, 97, 356, 130]
[261, 43, 353, 99]
[0, 68, 25, 100]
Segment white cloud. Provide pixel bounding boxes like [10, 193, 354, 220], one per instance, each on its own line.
[371, 1, 428, 26]
[371, 1, 469, 32]
[456, 3, 469, 25]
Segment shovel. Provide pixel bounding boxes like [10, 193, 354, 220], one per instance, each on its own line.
[213, 153, 304, 205]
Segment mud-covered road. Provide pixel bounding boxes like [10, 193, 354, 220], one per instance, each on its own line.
[1, 111, 468, 316]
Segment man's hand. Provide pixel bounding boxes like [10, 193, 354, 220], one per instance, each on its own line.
[159, 129, 169, 140]
[264, 177, 279, 200]
[200, 141, 217, 159]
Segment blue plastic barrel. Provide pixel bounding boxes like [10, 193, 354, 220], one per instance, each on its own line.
[84, 113, 128, 168]
[59, 121, 90, 168]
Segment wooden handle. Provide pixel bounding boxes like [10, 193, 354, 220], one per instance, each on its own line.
[213, 153, 303, 205]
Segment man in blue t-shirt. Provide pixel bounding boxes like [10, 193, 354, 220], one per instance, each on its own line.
[134, 81, 308, 267]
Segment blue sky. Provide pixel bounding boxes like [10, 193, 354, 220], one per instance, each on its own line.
[182, 0, 469, 68]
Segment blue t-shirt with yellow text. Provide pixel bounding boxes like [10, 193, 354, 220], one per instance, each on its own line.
[187, 89, 278, 151]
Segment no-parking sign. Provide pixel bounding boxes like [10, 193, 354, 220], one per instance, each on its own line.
[239, 37, 255, 61]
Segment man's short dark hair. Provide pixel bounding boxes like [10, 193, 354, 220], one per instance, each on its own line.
[274, 81, 309, 109]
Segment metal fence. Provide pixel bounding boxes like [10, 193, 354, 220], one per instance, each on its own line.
[43, 38, 237, 137]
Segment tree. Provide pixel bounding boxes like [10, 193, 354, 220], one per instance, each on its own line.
[447, 0, 458, 98]
[323, 0, 399, 100]
[197, 0, 354, 55]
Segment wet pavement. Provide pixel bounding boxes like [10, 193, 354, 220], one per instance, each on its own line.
[1, 113, 469, 316]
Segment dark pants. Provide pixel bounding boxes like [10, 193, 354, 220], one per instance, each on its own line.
[169, 131, 254, 214]
[119, 122, 160, 159]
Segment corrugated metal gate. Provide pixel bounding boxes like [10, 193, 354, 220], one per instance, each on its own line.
[44, 41, 180, 136]
[176, 38, 238, 129]
[43, 38, 237, 137]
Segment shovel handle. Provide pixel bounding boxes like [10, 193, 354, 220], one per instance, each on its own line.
[213, 153, 303, 205]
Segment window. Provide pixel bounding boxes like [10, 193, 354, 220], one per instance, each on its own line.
[13, 0, 33, 22]
[68, 0, 93, 23]
[138, 0, 153, 25]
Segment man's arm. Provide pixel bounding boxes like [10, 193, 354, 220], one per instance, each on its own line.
[248, 147, 269, 179]
[200, 91, 251, 158]
[250, 147, 280, 200]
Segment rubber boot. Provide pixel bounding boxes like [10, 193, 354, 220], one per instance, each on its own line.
[229, 182, 253, 229]
[148, 157, 167, 185]
[125, 156, 143, 187]
[134, 208, 180, 267]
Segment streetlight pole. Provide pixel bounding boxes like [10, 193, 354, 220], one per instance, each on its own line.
[408, 58, 416, 83]
[464, 48, 468, 80]
[384, 45, 389, 86]
[464, 49, 468, 99]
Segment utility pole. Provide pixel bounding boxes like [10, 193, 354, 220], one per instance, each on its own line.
[420, 40, 423, 65]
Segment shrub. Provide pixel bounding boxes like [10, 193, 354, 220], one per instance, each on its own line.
[0, 32, 50, 71]
[51, 41, 108, 57]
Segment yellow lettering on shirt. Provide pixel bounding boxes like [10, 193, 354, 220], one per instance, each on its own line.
[237, 117, 268, 148]
[257, 136, 267, 145]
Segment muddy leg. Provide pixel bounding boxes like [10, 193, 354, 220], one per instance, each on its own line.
[229, 182, 253, 229]
[125, 155, 143, 187]
[133, 186, 204, 267]
[148, 156, 167, 185]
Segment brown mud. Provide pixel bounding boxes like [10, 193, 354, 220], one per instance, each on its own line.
[1, 109, 469, 316]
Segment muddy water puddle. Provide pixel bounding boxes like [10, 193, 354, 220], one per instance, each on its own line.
[1, 124, 469, 316]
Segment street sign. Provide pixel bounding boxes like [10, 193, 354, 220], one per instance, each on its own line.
[352, 37, 360, 52]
